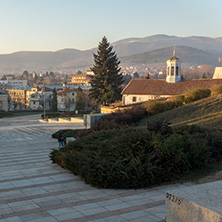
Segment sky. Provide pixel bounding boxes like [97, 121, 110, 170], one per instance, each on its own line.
[0, 0, 222, 54]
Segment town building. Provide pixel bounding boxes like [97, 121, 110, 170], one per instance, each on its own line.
[69, 74, 92, 86]
[121, 48, 222, 105]
[7, 88, 28, 109]
[0, 92, 8, 111]
[0, 80, 27, 89]
[57, 88, 77, 111]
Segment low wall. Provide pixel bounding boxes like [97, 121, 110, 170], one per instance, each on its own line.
[166, 181, 222, 222]
[39, 117, 84, 124]
[83, 113, 108, 129]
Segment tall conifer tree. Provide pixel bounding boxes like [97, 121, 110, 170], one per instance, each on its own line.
[51, 88, 58, 112]
[89, 37, 123, 106]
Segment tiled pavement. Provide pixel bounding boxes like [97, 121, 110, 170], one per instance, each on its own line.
[0, 114, 185, 222]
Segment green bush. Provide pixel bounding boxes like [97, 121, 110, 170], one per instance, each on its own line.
[51, 125, 221, 189]
[184, 88, 211, 104]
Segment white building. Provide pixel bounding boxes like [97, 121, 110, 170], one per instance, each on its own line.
[166, 47, 181, 83]
[121, 47, 222, 105]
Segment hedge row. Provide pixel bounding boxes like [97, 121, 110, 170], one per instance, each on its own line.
[50, 124, 222, 189]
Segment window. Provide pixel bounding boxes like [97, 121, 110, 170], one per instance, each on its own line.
[133, 97, 137, 102]
[33, 101, 36, 105]
[171, 66, 174, 76]
[176, 66, 179, 76]
[72, 93, 74, 96]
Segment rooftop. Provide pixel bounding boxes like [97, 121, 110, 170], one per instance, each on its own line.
[121, 79, 222, 95]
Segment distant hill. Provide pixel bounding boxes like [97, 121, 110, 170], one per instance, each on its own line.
[0, 34, 222, 74]
[112, 34, 222, 56]
[120, 46, 218, 66]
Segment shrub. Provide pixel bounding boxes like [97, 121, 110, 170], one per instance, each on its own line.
[93, 106, 147, 131]
[143, 99, 182, 115]
[184, 88, 211, 104]
[119, 106, 147, 123]
[50, 125, 220, 189]
[52, 129, 91, 139]
[210, 84, 222, 96]
[147, 118, 173, 135]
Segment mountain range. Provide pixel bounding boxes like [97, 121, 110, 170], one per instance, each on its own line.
[0, 34, 221, 75]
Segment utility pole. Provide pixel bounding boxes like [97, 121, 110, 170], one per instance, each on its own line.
[43, 80, 46, 119]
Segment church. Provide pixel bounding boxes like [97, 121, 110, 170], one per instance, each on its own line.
[121, 48, 222, 105]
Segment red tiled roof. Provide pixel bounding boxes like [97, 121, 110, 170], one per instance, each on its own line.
[57, 88, 77, 96]
[121, 79, 222, 95]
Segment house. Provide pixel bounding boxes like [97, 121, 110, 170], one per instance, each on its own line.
[0, 92, 8, 111]
[121, 47, 222, 105]
[27, 86, 53, 110]
[28, 92, 42, 110]
[57, 88, 77, 111]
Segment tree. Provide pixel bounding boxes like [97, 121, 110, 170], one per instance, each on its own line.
[22, 71, 29, 79]
[89, 36, 123, 106]
[51, 88, 58, 112]
[202, 72, 207, 79]
[1, 75, 7, 80]
[76, 70, 83, 74]
[145, 73, 150, 79]
[133, 72, 139, 79]
[123, 74, 132, 84]
[75, 87, 86, 112]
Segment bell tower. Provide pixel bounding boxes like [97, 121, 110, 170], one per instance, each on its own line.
[166, 46, 181, 83]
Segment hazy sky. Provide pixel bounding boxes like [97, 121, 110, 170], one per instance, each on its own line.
[0, 0, 221, 54]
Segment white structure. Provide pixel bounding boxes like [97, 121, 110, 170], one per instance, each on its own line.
[212, 58, 222, 79]
[8, 80, 27, 88]
[0, 80, 27, 88]
[166, 47, 181, 83]
[213, 67, 222, 79]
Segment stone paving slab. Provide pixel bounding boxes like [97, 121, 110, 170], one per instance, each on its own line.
[0, 114, 184, 221]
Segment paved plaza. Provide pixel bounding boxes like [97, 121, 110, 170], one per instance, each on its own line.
[0, 114, 184, 222]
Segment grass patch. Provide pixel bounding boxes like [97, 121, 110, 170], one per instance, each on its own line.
[137, 94, 222, 130]
[0, 110, 43, 118]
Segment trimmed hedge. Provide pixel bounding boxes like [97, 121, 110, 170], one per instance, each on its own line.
[50, 124, 222, 189]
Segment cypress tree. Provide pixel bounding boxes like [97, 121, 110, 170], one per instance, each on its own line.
[89, 36, 123, 106]
[75, 87, 85, 113]
[51, 88, 58, 112]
